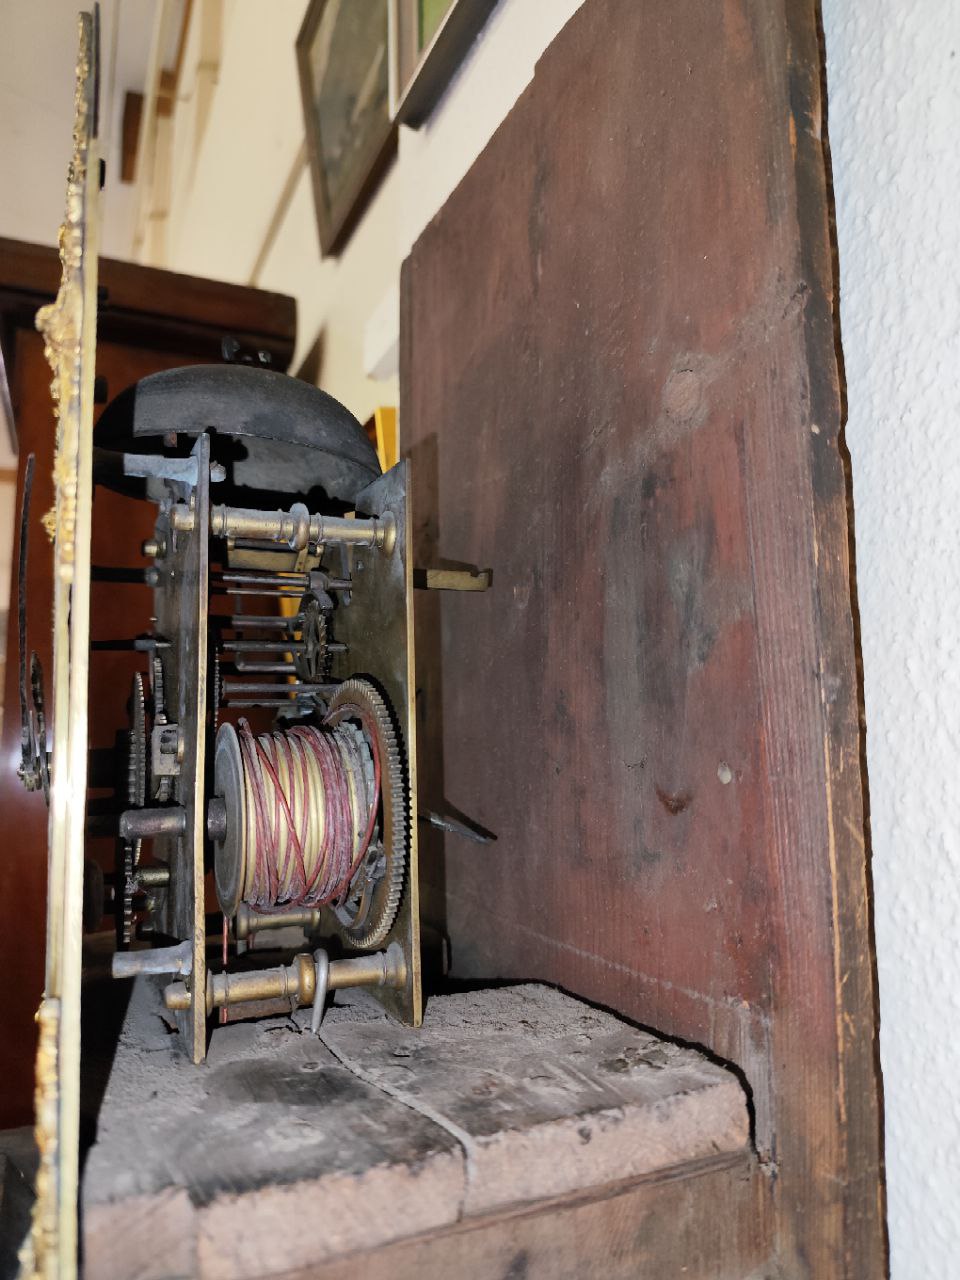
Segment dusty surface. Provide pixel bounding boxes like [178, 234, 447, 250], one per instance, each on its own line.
[83, 977, 458, 1208]
[81, 978, 747, 1278]
[319, 983, 749, 1217]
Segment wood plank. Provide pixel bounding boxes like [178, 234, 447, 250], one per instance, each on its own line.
[400, 0, 883, 1273]
[120, 92, 143, 183]
[0, 237, 296, 376]
[298, 1153, 767, 1280]
[81, 981, 753, 1279]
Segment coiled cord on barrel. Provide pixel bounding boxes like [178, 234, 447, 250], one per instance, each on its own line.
[236, 717, 381, 911]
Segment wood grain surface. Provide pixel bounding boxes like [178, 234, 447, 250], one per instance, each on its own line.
[400, 0, 883, 1273]
[0, 237, 296, 372]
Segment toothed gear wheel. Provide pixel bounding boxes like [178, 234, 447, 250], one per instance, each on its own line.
[212, 646, 222, 732]
[16, 458, 49, 802]
[151, 654, 173, 803]
[128, 672, 147, 807]
[122, 672, 148, 946]
[324, 678, 406, 950]
[121, 842, 135, 946]
[29, 653, 50, 802]
[294, 595, 331, 684]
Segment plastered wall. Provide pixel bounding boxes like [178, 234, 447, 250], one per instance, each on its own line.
[822, 2, 960, 1275]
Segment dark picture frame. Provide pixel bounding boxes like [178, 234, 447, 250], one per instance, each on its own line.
[296, 0, 397, 256]
[391, 0, 498, 127]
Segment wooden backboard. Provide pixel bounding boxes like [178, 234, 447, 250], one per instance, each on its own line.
[401, 0, 883, 1273]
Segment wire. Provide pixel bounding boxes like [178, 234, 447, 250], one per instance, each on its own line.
[235, 717, 381, 913]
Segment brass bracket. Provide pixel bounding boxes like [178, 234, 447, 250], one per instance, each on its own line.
[414, 566, 491, 591]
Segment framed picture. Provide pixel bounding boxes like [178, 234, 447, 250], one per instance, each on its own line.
[296, 0, 397, 255]
[390, 0, 498, 126]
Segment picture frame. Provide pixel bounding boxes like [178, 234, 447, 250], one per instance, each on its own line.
[296, 0, 397, 256]
[390, 0, 498, 127]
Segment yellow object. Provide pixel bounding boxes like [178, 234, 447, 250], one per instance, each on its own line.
[373, 406, 399, 472]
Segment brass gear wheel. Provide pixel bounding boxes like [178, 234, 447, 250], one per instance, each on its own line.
[121, 672, 147, 945]
[151, 654, 173, 803]
[211, 645, 222, 732]
[294, 594, 331, 684]
[324, 678, 406, 950]
[128, 672, 147, 807]
[28, 653, 50, 802]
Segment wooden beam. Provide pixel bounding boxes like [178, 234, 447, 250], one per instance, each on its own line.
[120, 92, 143, 183]
[0, 237, 297, 392]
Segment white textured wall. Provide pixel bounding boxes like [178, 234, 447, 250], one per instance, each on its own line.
[822, 3, 960, 1276]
